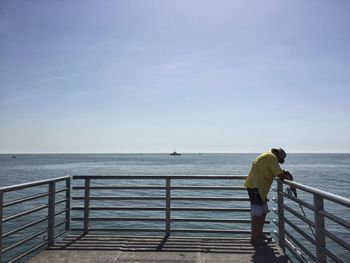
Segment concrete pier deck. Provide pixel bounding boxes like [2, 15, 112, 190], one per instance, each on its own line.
[28, 235, 290, 263]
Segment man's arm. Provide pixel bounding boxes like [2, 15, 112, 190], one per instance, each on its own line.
[276, 170, 293, 181]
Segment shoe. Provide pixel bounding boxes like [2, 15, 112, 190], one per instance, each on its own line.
[261, 234, 272, 242]
[250, 238, 268, 246]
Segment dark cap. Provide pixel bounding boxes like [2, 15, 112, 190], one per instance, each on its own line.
[272, 148, 286, 160]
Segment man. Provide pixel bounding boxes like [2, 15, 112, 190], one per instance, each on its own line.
[244, 148, 294, 245]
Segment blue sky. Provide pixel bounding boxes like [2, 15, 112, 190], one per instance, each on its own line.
[1, 0, 349, 153]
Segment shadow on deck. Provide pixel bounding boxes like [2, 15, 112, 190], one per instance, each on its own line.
[28, 235, 290, 263]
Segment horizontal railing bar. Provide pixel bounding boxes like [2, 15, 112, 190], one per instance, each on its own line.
[283, 237, 309, 263]
[71, 228, 165, 232]
[53, 242, 256, 251]
[279, 204, 315, 227]
[60, 239, 252, 246]
[55, 187, 69, 194]
[66, 234, 251, 241]
[72, 175, 247, 180]
[72, 196, 249, 201]
[2, 204, 49, 222]
[166, 196, 249, 201]
[171, 207, 251, 212]
[72, 217, 165, 221]
[170, 229, 254, 234]
[172, 186, 246, 190]
[71, 206, 251, 212]
[320, 210, 350, 229]
[0, 176, 70, 193]
[70, 228, 254, 234]
[57, 239, 253, 246]
[70, 217, 260, 224]
[284, 194, 314, 211]
[280, 179, 350, 208]
[322, 229, 350, 251]
[2, 215, 48, 238]
[7, 240, 47, 263]
[55, 198, 68, 205]
[3, 187, 67, 208]
[171, 218, 265, 224]
[55, 208, 70, 217]
[280, 217, 316, 245]
[73, 186, 165, 190]
[283, 230, 317, 261]
[55, 219, 68, 228]
[72, 206, 164, 211]
[53, 242, 255, 250]
[273, 192, 314, 211]
[55, 229, 68, 239]
[3, 191, 49, 208]
[3, 199, 66, 223]
[2, 228, 47, 253]
[73, 186, 246, 190]
[73, 196, 164, 200]
[322, 246, 344, 263]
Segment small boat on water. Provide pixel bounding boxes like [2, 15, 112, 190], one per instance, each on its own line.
[170, 150, 181, 156]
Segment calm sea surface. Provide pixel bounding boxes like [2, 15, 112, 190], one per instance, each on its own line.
[1, 153, 350, 194]
[0, 153, 349, 261]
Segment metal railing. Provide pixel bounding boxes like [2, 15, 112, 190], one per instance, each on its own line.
[70, 175, 260, 236]
[0, 176, 71, 263]
[2, 175, 349, 263]
[273, 179, 350, 263]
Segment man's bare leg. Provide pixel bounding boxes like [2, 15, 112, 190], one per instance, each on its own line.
[259, 212, 271, 241]
[250, 215, 267, 245]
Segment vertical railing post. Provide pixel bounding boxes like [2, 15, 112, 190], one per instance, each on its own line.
[65, 177, 71, 232]
[83, 178, 91, 235]
[0, 191, 3, 262]
[165, 178, 171, 236]
[277, 179, 285, 252]
[314, 194, 326, 262]
[48, 182, 56, 247]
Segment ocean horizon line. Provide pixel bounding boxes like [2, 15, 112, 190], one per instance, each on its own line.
[1, 152, 350, 155]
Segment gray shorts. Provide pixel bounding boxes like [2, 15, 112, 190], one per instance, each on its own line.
[247, 188, 268, 216]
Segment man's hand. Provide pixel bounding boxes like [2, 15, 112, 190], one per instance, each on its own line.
[283, 170, 293, 181]
[283, 170, 297, 197]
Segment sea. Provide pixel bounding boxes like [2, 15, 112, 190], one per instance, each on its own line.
[0, 153, 349, 262]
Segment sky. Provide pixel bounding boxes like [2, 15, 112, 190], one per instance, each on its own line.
[0, 0, 350, 153]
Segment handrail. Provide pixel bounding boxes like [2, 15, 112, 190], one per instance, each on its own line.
[1, 174, 349, 263]
[72, 175, 247, 180]
[274, 178, 350, 263]
[282, 179, 350, 208]
[73, 186, 247, 190]
[71, 175, 253, 238]
[0, 176, 71, 263]
[0, 176, 70, 193]
[71, 206, 251, 212]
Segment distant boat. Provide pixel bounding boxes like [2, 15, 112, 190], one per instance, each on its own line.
[170, 150, 181, 156]
[12, 156, 16, 158]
